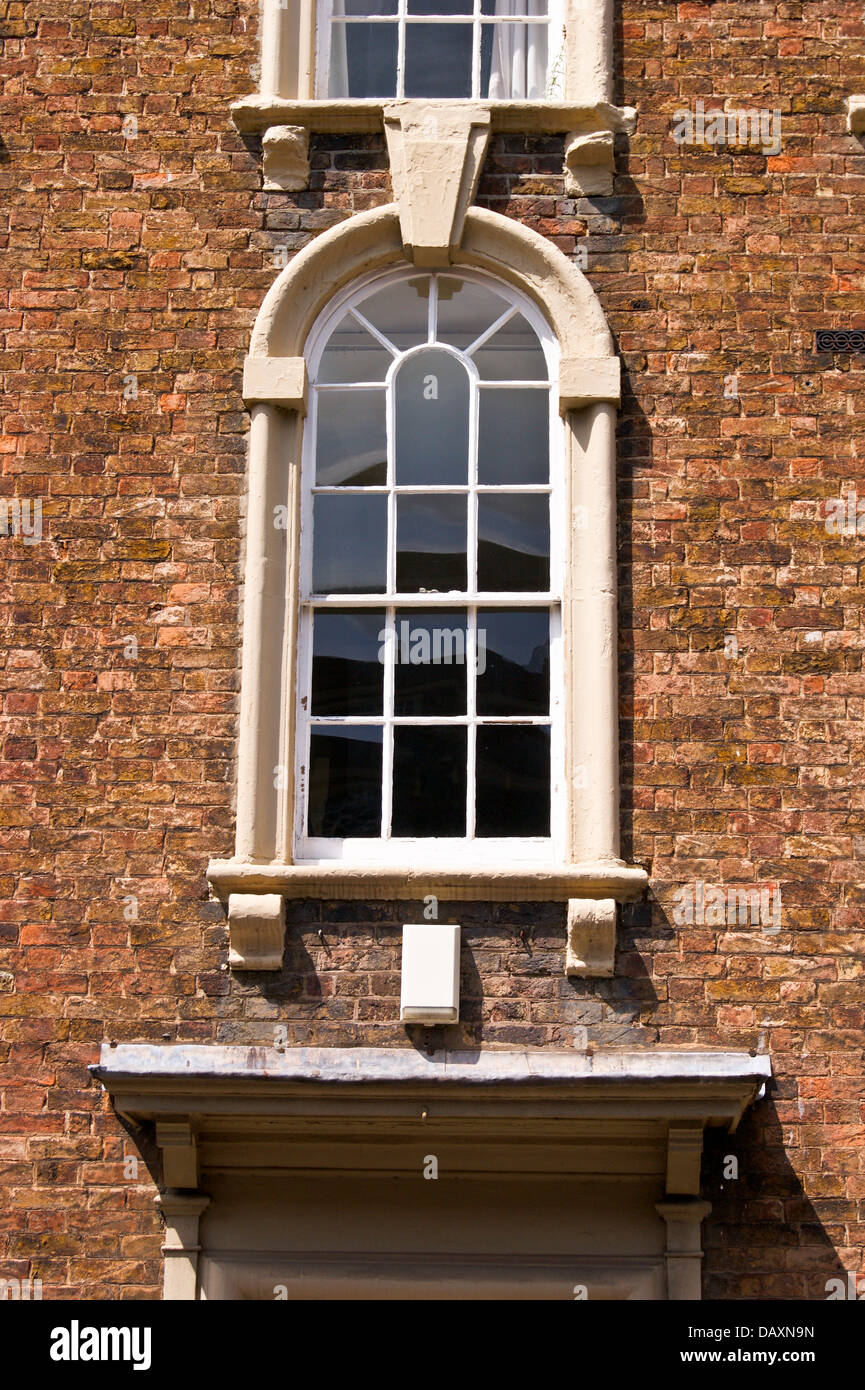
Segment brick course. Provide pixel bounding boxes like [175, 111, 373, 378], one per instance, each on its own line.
[0, 1, 863, 1298]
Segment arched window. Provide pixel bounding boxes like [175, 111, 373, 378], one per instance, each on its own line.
[294, 269, 563, 864]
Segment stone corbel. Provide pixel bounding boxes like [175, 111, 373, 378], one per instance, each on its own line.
[262, 124, 310, 191]
[848, 96, 865, 137]
[156, 1192, 210, 1301]
[228, 892, 286, 970]
[565, 897, 616, 977]
[564, 107, 636, 197]
[383, 104, 491, 267]
[559, 355, 620, 411]
[242, 355, 308, 410]
[665, 1123, 705, 1196]
[155, 1120, 199, 1188]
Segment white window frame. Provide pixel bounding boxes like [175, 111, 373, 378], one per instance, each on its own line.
[314, 0, 565, 103]
[293, 266, 564, 867]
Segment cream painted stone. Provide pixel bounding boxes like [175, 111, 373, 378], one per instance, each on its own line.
[655, 1199, 712, 1301]
[848, 96, 865, 136]
[559, 355, 620, 410]
[242, 356, 307, 409]
[155, 1121, 199, 1188]
[227, 893, 286, 970]
[565, 897, 616, 976]
[564, 127, 615, 195]
[262, 124, 310, 191]
[156, 1193, 210, 1302]
[383, 104, 490, 266]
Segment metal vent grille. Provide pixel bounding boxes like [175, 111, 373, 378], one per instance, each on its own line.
[816, 330, 865, 352]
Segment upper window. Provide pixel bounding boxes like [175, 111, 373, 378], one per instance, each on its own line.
[316, 0, 566, 101]
[295, 270, 562, 864]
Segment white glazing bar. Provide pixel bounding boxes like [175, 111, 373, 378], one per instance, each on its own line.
[348, 307, 400, 357]
[465, 305, 518, 357]
[466, 605, 477, 836]
[302, 592, 555, 606]
[472, 0, 481, 99]
[428, 274, 437, 343]
[396, 0, 407, 97]
[381, 602, 395, 837]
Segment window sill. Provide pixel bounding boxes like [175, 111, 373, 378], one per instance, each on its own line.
[231, 94, 636, 138]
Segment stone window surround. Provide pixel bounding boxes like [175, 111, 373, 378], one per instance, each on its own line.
[209, 196, 648, 972]
[237, 0, 636, 195]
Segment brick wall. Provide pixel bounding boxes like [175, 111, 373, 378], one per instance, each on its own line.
[0, 1, 863, 1298]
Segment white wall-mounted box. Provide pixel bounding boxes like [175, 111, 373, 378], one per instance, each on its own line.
[400, 924, 461, 1024]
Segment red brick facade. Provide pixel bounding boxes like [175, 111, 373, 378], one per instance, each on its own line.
[1, 2, 863, 1299]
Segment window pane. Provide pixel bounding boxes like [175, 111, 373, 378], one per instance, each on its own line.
[344, 0, 398, 13]
[408, 0, 472, 12]
[404, 25, 472, 98]
[395, 349, 469, 486]
[358, 277, 430, 350]
[308, 727, 383, 837]
[393, 610, 467, 716]
[318, 313, 393, 384]
[482, 20, 549, 100]
[312, 494, 387, 593]
[476, 726, 550, 836]
[392, 727, 467, 835]
[333, 22, 398, 98]
[311, 610, 385, 715]
[477, 608, 549, 714]
[316, 389, 386, 486]
[397, 495, 467, 592]
[472, 313, 547, 380]
[477, 494, 549, 591]
[435, 277, 509, 349]
[478, 389, 549, 485]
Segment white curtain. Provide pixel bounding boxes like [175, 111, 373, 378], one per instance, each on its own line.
[327, 0, 350, 98]
[488, 0, 549, 101]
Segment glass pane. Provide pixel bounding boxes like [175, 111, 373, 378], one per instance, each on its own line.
[397, 495, 467, 593]
[472, 313, 547, 380]
[344, 0, 398, 12]
[317, 313, 393, 384]
[476, 608, 549, 714]
[478, 389, 549, 485]
[316, 389, 386, 486]
[312, 494, 387, 593]
[481, 21, 549, 100]
[481, 0, 548, 11]
[332, 22, 398, 99]
[395, 349, 469, 486]
[476, 726, 550, 836]
[435, 277, 508, 350]
[477, 494, 549, 591]
[404, 24, 472, 98]
[393, 609, 468, 716]
[408, 0, 472, 11]
[392, 727, 467, 835]
[308, 727, 383, 837]
[311, 610, 385, 715]
[358, 277, 430, 351]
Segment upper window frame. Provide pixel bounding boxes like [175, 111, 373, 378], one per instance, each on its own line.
[293, 266, 565, 867]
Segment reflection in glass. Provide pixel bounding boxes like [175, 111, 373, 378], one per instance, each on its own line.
[317, 314, 393, 384]
[316, 389, 386, 486]
[478, 389, 549, 485]
[311, 610, 385, 715]
[358, 277, 430, 350]
[435, 277, 508, 350]
[477, 493, 549, 591]
[331, 22, 398, 99]
[397, 495, 467, 592]
[393, 727, 467, 835]
[476, 726, 550, 836]
[312, 494, 387, 593]
[393, 610, 467, 716]
[308, 726, 383, 837]
[472, 314, 547, 380]
[395, 350, 469, 486]
[405, 25, 472, 98]
[477, 609, 549, 714]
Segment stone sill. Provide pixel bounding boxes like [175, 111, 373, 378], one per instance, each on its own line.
[206, 857, 649, 903]
[231, 95, 637, 137]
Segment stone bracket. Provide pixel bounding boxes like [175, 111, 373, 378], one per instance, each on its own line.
[665, 1122, 705, 1196]
[564, 108, 635, 197]
[155, 1120, 199, 1189]
[242, 356, 307, 410]
[228, 892, 286, 970]
[262, 124, 310, 191]
[383, 103, 491, 266]
[565, 897, 616, 977]
[559, 355, 621, 411]
[848, 96, 865, 137]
